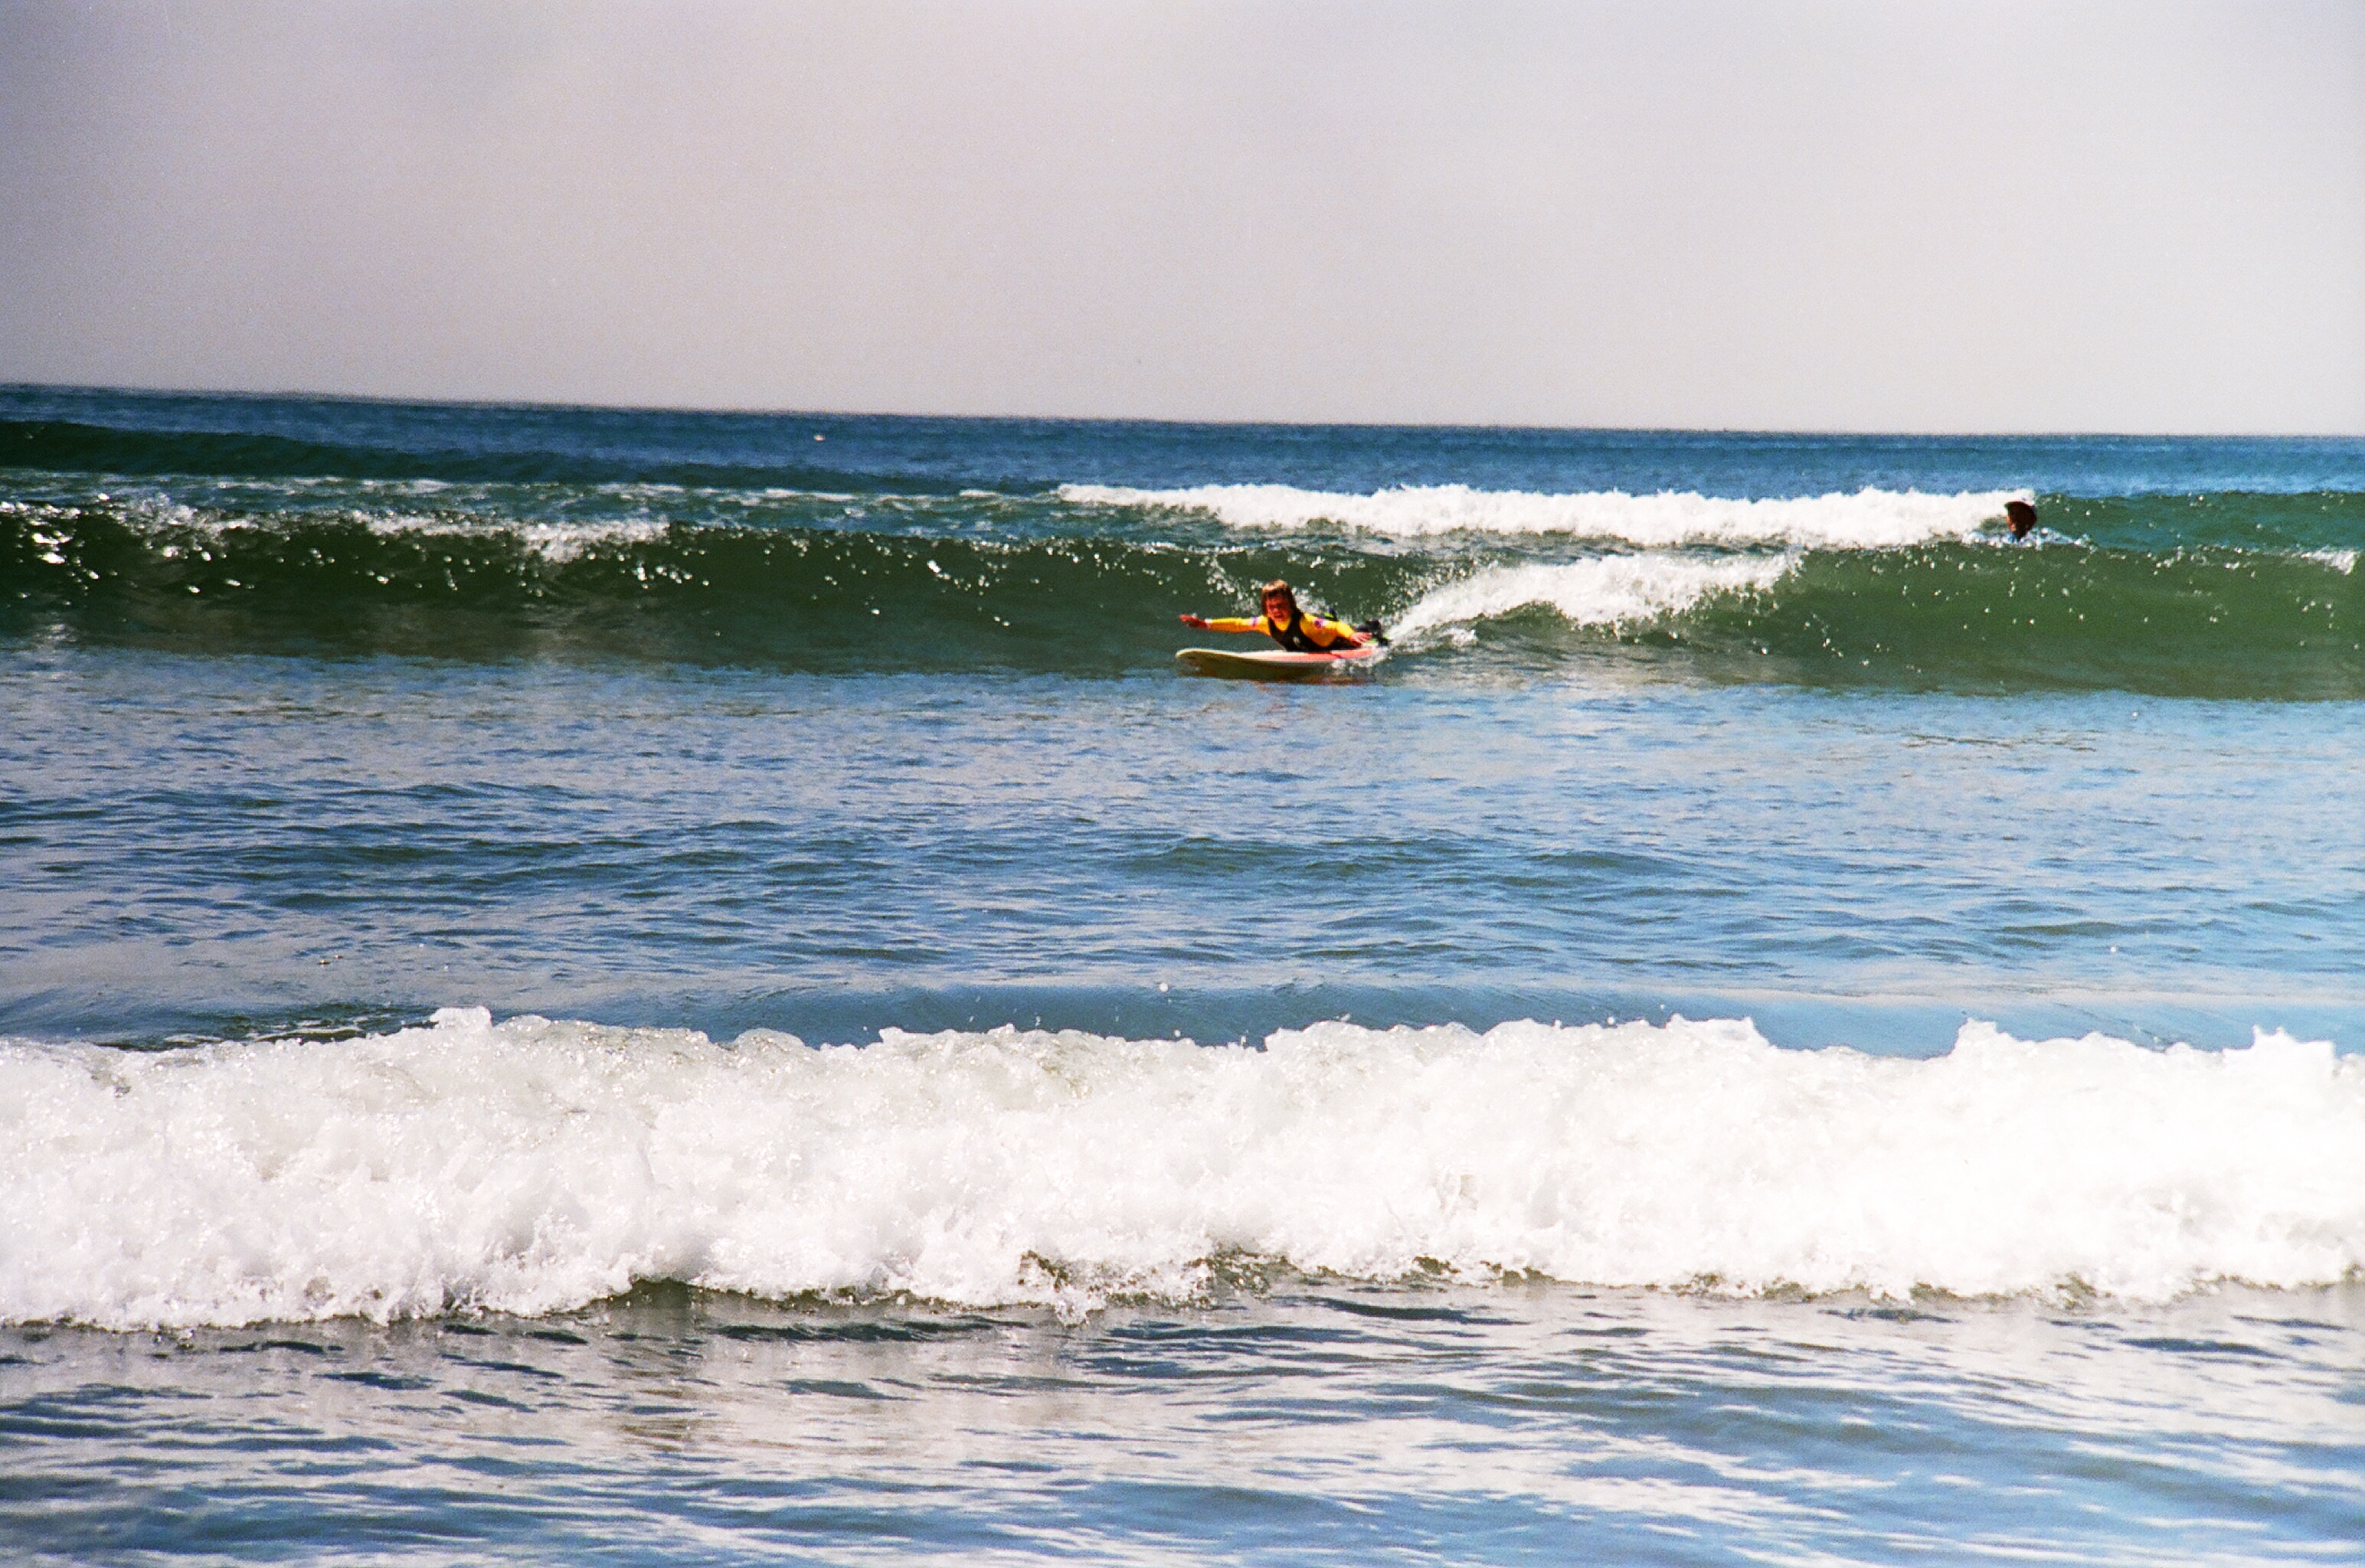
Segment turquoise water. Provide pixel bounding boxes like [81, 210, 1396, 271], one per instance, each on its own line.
[3, 387, 2361, 1560]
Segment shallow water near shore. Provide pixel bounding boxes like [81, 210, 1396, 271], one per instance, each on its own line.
[4, 390, 2362, 1560]
[7, 1282, 2361, 1565]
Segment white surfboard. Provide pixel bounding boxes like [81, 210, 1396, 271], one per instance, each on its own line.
[1175, 645, 1385, 679]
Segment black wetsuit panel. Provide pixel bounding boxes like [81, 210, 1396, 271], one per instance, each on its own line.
[1265, 611, 1333, 652]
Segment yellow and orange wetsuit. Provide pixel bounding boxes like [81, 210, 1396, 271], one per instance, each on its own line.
[1201, 609, 1368, 652]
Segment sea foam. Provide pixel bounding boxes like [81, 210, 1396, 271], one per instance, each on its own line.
[4, 1011, 2357, 1329]
[13, 491, 676, 567]
[1390, 554, 1792, 639]
[1062, 482, 2027, 548]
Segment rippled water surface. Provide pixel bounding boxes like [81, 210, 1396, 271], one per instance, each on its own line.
[8, 1285, 2361, 1565]
[3, 651, 2354, 1051]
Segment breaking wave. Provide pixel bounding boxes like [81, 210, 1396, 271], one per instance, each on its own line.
[5, 478, 2358, 695]
[4, 1011, 2359, 1329]
[1061, 481, 2026, 547]
[1391, 554, 1797, 641]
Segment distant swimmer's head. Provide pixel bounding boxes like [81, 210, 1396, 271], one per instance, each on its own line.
[2004, 500, 2038, 539]
[1261, 579, 1298, 618]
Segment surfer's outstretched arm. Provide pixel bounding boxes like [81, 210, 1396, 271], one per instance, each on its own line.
[1303, 616, 1367, 648]
[1179, 610, 1369, 648]
[1182, 580, 1374, 650]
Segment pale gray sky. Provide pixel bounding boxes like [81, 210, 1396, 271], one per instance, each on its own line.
[2, 0, 2360, 431]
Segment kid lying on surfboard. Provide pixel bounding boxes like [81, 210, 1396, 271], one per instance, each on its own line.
[1179, 580, 1386, 652]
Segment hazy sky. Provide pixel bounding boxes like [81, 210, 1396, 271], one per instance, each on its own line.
[2, 0, 2360, 430]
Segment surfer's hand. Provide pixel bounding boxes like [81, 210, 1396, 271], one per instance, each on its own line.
[1179, 613, 1208, 629]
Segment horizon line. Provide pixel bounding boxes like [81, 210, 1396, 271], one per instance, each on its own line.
[3, 380, 2361, 444]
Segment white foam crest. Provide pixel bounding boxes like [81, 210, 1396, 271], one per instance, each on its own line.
[1391, 554, 1791, 639]
[515, 518, 668, 563]
[39, 488, 675, 565]
[348, 511, 669, 564]
[1062, 482, 2026, 548]
[4, 1011, 2358, 1329]
[105, 492, 212, 533]
[2301, 547, 2357, 574]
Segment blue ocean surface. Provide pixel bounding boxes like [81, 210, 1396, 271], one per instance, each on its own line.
[3, 387, 2361, 1562]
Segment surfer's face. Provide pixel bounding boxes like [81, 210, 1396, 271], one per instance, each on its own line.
[1263, 592, 1292, 619]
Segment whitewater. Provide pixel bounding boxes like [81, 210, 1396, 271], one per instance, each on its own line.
[1061, 479, 2028, 547]
[8, 1011, 2360, 1330]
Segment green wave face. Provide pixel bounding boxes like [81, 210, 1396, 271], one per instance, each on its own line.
[0, 500, 1431, 674]
[1646, 542, 2363, 701]
[7, 495, 2357, 697]
[2037, 492, 2365, 556]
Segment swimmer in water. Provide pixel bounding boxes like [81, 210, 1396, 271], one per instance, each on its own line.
[1179, 580, 1383, 651]
[2006, 500, 2038, 539]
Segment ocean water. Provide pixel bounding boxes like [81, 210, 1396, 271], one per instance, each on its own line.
[3, 386, 2361, 1562]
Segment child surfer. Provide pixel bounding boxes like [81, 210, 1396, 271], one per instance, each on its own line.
[1179, 580, 1384, 652]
